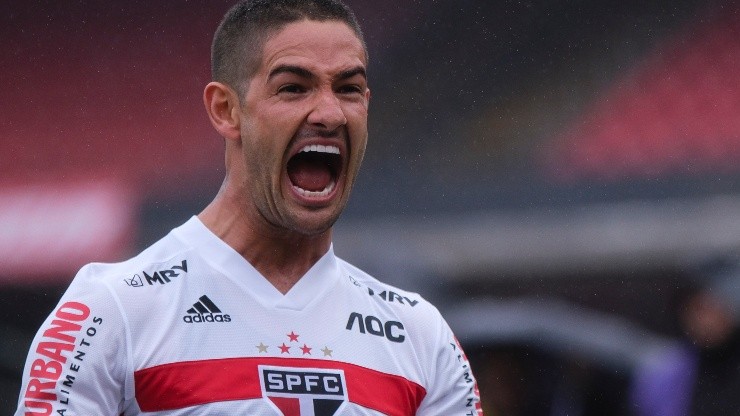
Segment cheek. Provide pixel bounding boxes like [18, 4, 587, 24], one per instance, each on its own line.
[352, 135, 368, 161]
[345, 106, 369, 142]
[346, 138, 367, 181]
[241, 120, 287, 163]
[238, 135, 280, 186]
[347, 102, 369, 121]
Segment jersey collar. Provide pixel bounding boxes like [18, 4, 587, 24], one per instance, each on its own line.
[174, 216, 341, 310]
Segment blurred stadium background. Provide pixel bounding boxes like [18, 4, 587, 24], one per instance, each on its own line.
[4, 0, 740, 413]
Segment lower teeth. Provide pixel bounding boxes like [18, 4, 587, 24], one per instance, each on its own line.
[294, 181, 335, 197]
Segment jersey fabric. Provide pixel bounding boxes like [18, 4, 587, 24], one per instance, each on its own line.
[16, 216, 482, 415]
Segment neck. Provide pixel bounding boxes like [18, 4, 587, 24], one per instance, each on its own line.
[198, 190, 332, 295]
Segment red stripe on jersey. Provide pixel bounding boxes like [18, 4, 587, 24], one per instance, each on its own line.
[269, 396, 301, 416]
[134, 357, 426, 415]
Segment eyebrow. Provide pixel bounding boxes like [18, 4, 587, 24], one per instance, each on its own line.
[336, 66, 367, 81]
[267, 65, 367, 82]
[268, 65, 314, 81]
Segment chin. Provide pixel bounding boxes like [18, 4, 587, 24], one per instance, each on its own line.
[283, 213, 339, 237]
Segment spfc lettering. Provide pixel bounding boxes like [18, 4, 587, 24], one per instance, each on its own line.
[260, 366, 347, 416]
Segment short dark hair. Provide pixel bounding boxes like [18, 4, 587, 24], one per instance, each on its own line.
[212, 0, 366, 94]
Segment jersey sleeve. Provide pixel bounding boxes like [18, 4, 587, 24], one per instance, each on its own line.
[15, 264, 132, 416]
[416, 313, 483, 416]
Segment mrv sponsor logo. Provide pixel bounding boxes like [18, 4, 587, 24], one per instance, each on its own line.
[125, 259, 188, 287]
[260, 365, 347, 416]
[183, 295, 231, 323]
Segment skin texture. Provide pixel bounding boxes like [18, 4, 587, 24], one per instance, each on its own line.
[199, 20, 370, 294]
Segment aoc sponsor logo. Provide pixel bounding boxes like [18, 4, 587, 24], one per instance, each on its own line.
[345, 312, 405, 343]
[182, 295, 231, 323]
[260, 365, 347, 416]
[125, 259, 188, 287]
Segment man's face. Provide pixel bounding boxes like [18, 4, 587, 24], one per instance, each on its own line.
[236, 20, 369, 236]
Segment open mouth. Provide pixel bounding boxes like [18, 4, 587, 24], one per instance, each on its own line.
[286, 144, 342, 197]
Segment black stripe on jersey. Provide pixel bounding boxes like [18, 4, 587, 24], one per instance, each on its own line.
[199, 295, 222, 313]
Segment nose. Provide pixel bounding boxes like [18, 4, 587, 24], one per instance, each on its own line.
[307, 88, 347, 131]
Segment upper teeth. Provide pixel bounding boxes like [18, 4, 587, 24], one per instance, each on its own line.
[300, 144, 340, 154]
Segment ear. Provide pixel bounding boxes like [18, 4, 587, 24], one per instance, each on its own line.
[203, 81, 241, 140]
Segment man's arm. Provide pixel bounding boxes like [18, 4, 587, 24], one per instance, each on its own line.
[416, 316, 483, 416]
[15, 265, 130, 415]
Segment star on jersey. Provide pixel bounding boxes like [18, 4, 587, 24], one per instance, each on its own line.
[300, 344, 312, 355]
[255, 330, 335, 358]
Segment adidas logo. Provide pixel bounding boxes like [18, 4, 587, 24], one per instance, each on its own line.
[183, 295, 231, 323]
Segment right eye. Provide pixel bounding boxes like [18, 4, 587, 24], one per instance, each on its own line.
[277, 84, 306, 94]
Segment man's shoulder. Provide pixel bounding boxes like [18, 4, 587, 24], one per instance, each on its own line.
[334, 257, 452, 356]
[335, 257, 440, 317]
[75, 225, 193, 288]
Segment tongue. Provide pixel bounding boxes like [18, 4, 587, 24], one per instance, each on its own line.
[288, 158, 332, 192]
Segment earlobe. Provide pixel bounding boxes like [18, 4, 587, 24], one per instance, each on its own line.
[203, 82, 241, 140]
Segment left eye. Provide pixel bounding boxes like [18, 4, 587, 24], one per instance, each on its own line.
[337, 85, 362, 94]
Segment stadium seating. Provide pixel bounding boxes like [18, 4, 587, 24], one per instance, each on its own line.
[550, 3, 740, 180]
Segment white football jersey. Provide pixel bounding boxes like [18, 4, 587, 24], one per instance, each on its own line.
[16, 217, 482, 415]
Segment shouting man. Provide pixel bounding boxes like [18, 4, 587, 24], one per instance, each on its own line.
[15, 1, 482, 414]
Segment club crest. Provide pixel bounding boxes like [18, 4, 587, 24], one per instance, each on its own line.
[259, 365, 348, 416]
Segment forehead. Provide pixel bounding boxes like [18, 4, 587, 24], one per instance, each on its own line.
[258, 20, 367, 76]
